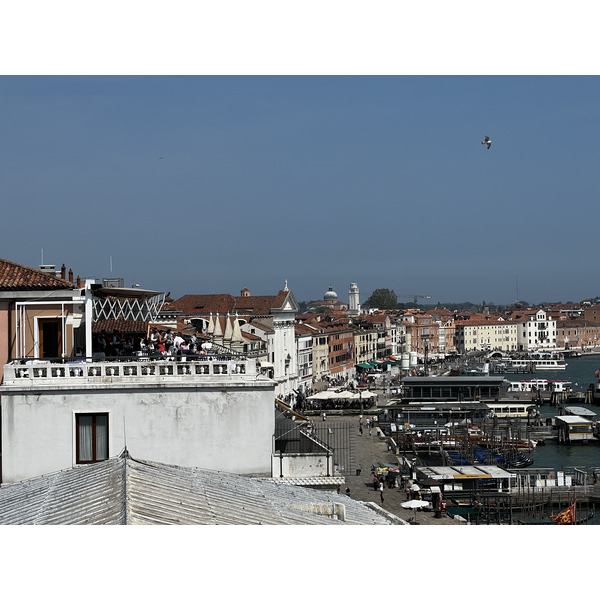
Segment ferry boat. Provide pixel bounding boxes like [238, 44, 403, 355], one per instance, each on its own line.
[493, 352, 567, 373]
[485, 402, 536, 420]
[507, 379, 571, 394]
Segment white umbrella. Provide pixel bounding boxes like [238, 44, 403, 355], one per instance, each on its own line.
[410, 483, 421, 492]
[401, 499, 429, 523]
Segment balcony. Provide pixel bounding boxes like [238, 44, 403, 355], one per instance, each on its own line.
[2, 355, 263, 390]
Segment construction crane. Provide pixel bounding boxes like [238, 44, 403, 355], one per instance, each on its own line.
[399, 294, 432, 305]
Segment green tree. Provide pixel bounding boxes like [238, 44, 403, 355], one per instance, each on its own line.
[364, 288, 398, 310]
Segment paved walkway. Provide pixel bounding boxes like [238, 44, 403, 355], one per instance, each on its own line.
[328, 413, 461, 525]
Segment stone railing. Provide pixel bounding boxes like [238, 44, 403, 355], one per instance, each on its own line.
[2, 357, 261, 388]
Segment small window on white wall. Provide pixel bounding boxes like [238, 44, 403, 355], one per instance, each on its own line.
[76, 413, 109, 463]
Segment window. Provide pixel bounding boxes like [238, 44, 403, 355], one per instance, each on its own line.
[76, 413, 109, 464]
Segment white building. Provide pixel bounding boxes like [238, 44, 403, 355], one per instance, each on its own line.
[515, 309, 557, 351]
[455, 316, 519, 353]
[1, 357, 275, 484]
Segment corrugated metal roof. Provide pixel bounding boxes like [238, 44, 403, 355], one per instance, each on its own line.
[0, 453, 403, 525]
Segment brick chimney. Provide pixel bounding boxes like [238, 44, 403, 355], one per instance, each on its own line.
[61, 264, 66, 279]
[68, 268, 73, 283]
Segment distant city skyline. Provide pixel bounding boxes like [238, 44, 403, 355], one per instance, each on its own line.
[2, 76, 600, 306]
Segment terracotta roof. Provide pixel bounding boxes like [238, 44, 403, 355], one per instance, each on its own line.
[295, 323, 318, 336]
[247, 321, 273, 333]
[455, 317, 510, 327]
[167, 290, 290, 317]
[92, 318, 149, 335]
[0, 258, 74, 291]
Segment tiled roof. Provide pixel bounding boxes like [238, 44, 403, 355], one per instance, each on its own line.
[168, 290, 291, 317]
[92, 318, 149, 334]
[295, 323, 318, 336]
[0, 258, 74, 291]
[455, 317, 509, 327]
[0, 453, 402, 525]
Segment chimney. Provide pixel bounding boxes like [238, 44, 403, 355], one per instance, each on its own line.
[61, 264, 66, 279]
[77, 275, 82, 288]
[68, 269, 73, 283]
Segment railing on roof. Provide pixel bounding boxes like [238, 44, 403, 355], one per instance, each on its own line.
[2, 352, 268, 386]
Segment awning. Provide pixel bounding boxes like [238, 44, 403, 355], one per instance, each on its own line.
[259, 361, 274, 368]
[357, 363, 373, 369]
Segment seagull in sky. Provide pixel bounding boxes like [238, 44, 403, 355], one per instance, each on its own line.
[481, 136, 491, 150]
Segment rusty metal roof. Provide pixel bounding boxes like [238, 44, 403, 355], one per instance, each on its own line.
[0, 452, 404, 525]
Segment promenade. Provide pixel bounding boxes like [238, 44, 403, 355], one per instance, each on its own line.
[328, 413, 461, 525]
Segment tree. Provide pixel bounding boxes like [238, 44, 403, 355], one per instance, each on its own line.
[363, 288, 398, 310]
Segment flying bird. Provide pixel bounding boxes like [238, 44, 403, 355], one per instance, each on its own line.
[481, 136, 491, 150]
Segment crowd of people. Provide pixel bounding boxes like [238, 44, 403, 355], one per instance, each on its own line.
[92, 328, 208, 360]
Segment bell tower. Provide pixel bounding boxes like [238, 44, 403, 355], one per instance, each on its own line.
[349, 282, 360, 317]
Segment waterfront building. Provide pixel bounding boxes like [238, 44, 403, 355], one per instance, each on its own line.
[454, 315, 519, 353]
[508, 308, 558, 350]
[352, 314, 390, 360]
[556, 319, 600, 351]
[326, 321, 355, 381]
[295, 322, 315, 393]
[400, 311, 440, 357]
[397, 375, 508, 403]
[428, 308, 456, 355]
[354, 327, 379, 367]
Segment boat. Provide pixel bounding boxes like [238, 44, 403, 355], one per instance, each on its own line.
[445, 451, 471, 465]
[507, 358, 567, 372]
[576, 511, 595, 525]
[507, 379, 571, 394]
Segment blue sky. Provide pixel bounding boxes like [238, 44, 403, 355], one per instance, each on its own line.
[2, 75, 600, 306]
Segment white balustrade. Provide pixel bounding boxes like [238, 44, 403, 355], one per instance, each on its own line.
[3, 358, 257, 387]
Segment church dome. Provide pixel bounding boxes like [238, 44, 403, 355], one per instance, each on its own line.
[324, 285, 338, 300]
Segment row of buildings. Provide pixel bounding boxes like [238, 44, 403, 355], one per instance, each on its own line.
[2, 256, 600, 491]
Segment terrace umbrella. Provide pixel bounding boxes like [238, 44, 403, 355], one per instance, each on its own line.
[401, 499, 429, 523]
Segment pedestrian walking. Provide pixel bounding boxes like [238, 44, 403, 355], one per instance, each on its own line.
[359, 425, 363, 435]
[373, 475, 379, 491]
[380, 490, 384, 504]
[345, 487, 351, 496]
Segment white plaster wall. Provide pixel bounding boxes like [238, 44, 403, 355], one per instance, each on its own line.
[2, 382, 275, 483]
[271, 453, 334, 478]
